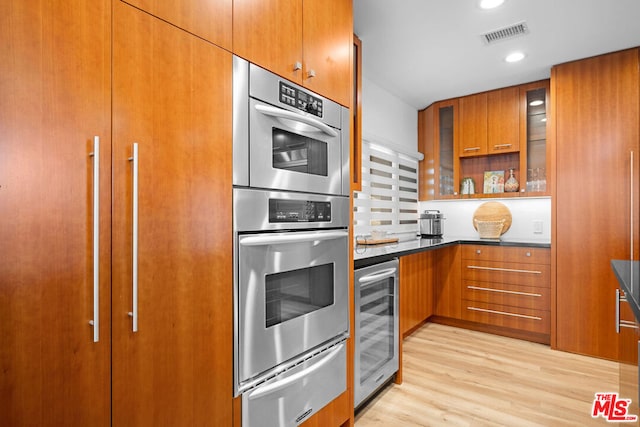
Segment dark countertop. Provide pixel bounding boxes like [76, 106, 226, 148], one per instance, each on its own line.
[354, 235, 551, 269]
[612, 260, 640, 323]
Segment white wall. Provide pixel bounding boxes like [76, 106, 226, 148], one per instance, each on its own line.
[420, 197, 551, 242]
[362, 76, 418, 154]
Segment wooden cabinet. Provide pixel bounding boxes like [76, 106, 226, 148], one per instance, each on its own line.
[111, 3, 232, 425]
[420, 81, 548, 201]
[554, 48, 639, 361]
[399, 252, 434, 338]
[0, 0, 112, 424]
[433, 244, 462, 319]
[459, 92, 488, 157]
[419, 100, 458, 200]
[461, 245, 551, 341]
[1, 1, 233, 425]
[233, 0, 352, 106]
[487, 86, 520, 154]
[459, 87, 519, 157]
[352, 34, 362, 192]
[122, 0, 232, 49]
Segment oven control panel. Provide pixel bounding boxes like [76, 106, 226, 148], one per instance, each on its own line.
[279, 82, 323, 118]
[269, 198, 331, 222]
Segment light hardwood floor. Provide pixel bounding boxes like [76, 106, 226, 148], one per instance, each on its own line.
[355, 323, 621, 426]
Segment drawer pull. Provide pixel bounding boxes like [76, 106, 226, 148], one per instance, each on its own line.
[467, 306, 542, 321]
[467, 265, 542, 275]
[463, 147, 481, 152]
[493, 143, 512, 149]
[467, 285, 542, 297]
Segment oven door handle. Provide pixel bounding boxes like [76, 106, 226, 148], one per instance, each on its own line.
[358, 267, 397, 286]
[246, 343, 345, 399]
[240, 230, 348, 247]
[255, 104, 338, 137]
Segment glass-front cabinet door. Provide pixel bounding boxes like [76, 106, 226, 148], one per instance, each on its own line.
[520, 81, 550, 195]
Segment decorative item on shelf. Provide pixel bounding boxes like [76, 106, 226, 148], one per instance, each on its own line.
[504, 168, 519, 192]
[483, 170, 504, 194]
[460, 177, 475, 195]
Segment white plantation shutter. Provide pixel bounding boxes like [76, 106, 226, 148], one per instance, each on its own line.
[354, 141, 419, 238]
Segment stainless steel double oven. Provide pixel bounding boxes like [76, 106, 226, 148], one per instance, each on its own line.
[232, 56, 350, 427]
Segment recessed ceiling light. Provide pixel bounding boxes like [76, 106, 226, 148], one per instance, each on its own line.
[505, 52, 525, 63]
[529, 100, 544, 106]
[480, 0, 505, 9]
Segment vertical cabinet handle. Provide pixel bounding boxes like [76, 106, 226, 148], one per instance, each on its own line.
[89, 136, 100, 342]
[631, 151, 634, 261]
[127, 143, 139, 332]
[307, 69, 316, 78]
[616, 289, 621, 334]
[293, 61, 302, 71]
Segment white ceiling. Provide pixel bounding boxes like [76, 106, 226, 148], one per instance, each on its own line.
[354, 0, 640, 110]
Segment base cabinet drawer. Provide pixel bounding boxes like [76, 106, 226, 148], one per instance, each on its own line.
[462, 260, 550, 287]
[462, 281, 550, 310]
[462, 301, 550, 334]
[462, 245, 550, 264]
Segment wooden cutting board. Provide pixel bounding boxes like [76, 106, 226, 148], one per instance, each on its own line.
[472, 202, 512, 234]
[356, 237, 399, 245]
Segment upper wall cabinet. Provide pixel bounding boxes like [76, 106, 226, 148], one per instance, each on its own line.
[233, 0, 352, 107]
[419, 80, 549, 200]
[122, 0, 232, 50]
[459, 87, 520, 157]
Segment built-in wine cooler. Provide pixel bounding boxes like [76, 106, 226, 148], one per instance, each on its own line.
[354, 258, 399, 409]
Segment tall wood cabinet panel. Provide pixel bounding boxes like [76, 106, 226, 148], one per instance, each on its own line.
[112, 2, 232, 425]
[554, 48, 640, 361]
[233, 0, 352, 106]
[0, 0, 112, 425]
[399, 252, 434, 337]
[121, 0, 232, 50]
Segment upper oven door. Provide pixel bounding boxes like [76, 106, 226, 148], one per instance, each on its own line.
[237, 229, 349, 386]
[249, 98, 343, 195]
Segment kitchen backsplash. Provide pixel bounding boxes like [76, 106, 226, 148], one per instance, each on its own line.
[419, 197, 551, 242]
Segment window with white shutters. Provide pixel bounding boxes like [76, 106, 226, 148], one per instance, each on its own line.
[353, 141, 419, 239]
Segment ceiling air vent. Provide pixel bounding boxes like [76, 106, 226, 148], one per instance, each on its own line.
[481, 21, 529, 45]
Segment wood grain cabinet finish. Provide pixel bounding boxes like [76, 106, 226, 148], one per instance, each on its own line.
[0, 2, 233, 425]
[459, 87, 520, 158]
[233, 0, 352, 106]
[461, 245, 551, 338]
[487, 86, 520, 154]
[433, 244, 462, 319]
[112, 3, 232, 425]
[0, 1, 112, 424]
[459, 92, 488, 157]
[121, 0, 232, 50]
[554, 48, 640, 361]
[400, 251, 434, 338]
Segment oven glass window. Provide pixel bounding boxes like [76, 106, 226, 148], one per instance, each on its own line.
[272, 128, 328, 176]
[265, 263, 334, 328]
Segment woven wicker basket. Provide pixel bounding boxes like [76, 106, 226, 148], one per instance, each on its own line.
[474, 218, 506, 239]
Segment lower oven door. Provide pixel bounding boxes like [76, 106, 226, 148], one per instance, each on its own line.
[237, 229, 349, 386]
[242, 341, 346, 427]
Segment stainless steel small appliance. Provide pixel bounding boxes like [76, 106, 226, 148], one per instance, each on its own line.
[354, 258, 399, 409]
[419, 210, 444, 237]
